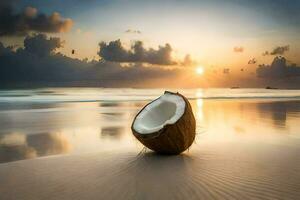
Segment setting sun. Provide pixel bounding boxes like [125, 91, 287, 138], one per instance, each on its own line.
[196, 67, 204, 75]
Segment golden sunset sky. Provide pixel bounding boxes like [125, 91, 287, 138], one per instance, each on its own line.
[1, 0, 300, 87]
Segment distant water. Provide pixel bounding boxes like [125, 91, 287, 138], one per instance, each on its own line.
[1, 88, 300, 103]
[1, 88, 300, 163]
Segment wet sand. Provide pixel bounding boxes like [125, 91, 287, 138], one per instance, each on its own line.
[1, 139, 300, 200]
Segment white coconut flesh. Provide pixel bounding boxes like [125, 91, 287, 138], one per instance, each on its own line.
[133, 93, 186, 134]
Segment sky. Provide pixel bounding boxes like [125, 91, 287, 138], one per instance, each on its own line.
[1, 0, 300, 88]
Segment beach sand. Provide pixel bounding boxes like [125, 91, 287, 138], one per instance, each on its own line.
[1, 139, 300, 200]
[1, 89, 300, 199]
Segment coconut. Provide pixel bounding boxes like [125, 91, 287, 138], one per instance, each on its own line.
[131, 91, 196, 155]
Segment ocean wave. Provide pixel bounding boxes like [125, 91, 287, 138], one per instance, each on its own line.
[1, 88, 300, 103]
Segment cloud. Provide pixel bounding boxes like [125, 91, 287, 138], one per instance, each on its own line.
[0, 34, 179, 86]
[24, 34, 64, 57]
[270, 45, 289, 55]
[98, 39, 178, 65]
[223, 68, 230, 74]
[262, 51, 269, 56]
[248, 58, 257, 64]
[0, 42, 13, 55]
[0, 0, 73, 36]
[181, 54, 197, 66]
[1, 33, 300, 88]
[256, 56, 300, 78]
[125, 29, 141, 34]
[233, 46, 244, 53]
[262, 45, 290, 56]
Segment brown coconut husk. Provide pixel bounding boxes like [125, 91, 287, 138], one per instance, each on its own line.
[131, 91, 196, 155]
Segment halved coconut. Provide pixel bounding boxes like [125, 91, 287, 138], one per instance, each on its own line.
[132, 91, 196, 154]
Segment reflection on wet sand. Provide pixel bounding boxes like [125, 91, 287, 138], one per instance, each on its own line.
[0, 144, 36, 163]
[0, 132, 71, 163]
[196, 100, 300, 139]
[27, 133, 71, 156]
[101, 127, 124, 139]
[257, 101, 300, 128]
[100, 102, 121, 107]
[1, 99, 300, 163]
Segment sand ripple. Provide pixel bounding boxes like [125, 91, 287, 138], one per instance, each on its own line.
[0, 142, 300, 200]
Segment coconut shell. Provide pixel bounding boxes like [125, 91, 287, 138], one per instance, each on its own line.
[131, 91, 196, 155]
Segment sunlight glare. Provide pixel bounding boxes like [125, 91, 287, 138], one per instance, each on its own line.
[196, 67, 204, 75]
